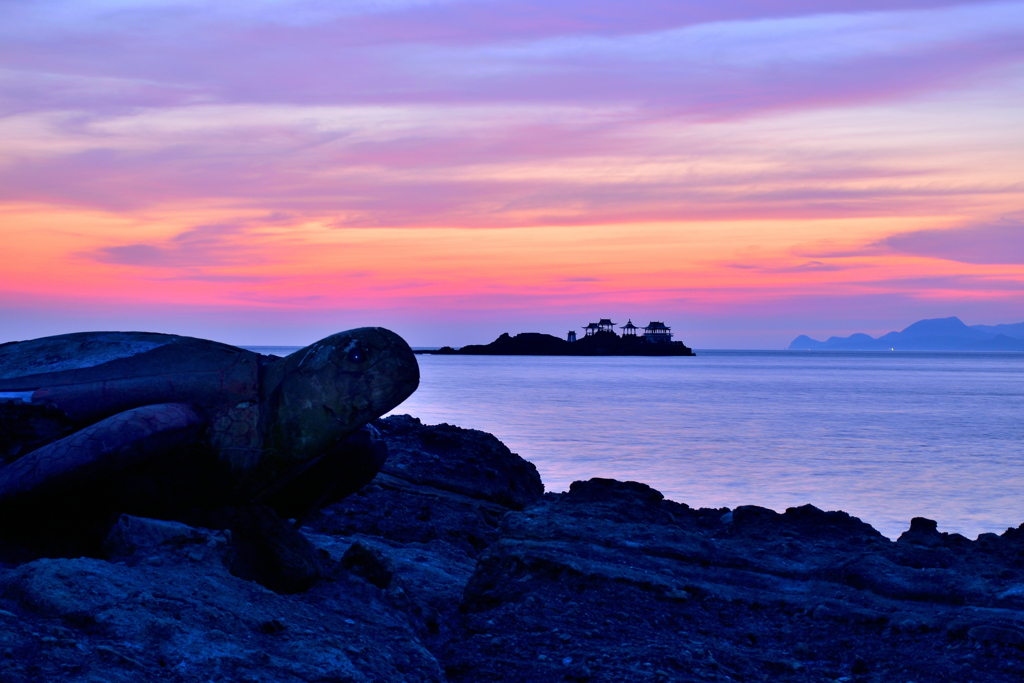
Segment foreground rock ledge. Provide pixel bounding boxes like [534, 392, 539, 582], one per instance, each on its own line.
[1, 415, 1023, 682]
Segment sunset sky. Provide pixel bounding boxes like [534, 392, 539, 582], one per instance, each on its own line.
[1, 0, 1022, 348]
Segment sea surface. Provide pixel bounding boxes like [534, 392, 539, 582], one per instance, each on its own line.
[250, 348, 1024, 540]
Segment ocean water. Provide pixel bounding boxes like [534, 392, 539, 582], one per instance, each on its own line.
[384, 351, 1024, 540]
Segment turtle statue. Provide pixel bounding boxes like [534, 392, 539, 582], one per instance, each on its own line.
[0, 328, 419, 590]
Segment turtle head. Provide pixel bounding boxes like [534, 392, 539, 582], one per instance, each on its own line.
[260, 327, 419, 466]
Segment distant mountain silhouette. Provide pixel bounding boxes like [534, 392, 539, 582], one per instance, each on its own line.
[789, 317, 1024, 351]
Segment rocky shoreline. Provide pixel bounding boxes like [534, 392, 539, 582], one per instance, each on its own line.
[2, 415, 1024, 682]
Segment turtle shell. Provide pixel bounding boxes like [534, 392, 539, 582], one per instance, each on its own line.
[0, 328, 418, 509]
[0, 331, 265, 464]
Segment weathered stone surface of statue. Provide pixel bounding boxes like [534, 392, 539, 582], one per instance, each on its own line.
[0, 328, 419, 589]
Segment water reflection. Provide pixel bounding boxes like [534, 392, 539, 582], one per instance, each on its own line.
[392, 351, 1024, 540]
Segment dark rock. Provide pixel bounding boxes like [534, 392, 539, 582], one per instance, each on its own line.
[732, 504, 780, 528]
[0, 552, 443, 682]
[732, 504, 882, 544]
[102, 514, 231, 563]
[259, 617, 287, 634]
[782, 504, 883, 540]
[565, 478, 663, 506]
[196, 505, 327, 594]
[898, 517, 944, 547]
[376, 414, 543, 509]
[311, 474, 508, 556]
[342, 541, 394, 589]
[837, 554, 972, 604]
[968, 624, 1024, 645]
[309, 415, 543, 559]
[305, 416, 539, 650]
[453, 471, 1024, 682]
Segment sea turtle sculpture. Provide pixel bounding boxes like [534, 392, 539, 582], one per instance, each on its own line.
[0, 328, 418, 587]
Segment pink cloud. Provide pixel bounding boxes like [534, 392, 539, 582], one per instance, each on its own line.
[1, 116, 1014, 227]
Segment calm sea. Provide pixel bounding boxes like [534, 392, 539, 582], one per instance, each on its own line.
[249, 348, 1024, 540]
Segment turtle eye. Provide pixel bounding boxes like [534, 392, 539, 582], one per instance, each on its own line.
[346, 342, 366, 364]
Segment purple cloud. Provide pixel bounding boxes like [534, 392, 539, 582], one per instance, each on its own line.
[1, 0, 1020, 119]
[853, 273, 1024, 291]
[876, 218, 1024, 264]
[83, 223, 260, 268]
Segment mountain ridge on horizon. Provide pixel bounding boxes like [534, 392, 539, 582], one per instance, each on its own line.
[789, 317, 1024, 351]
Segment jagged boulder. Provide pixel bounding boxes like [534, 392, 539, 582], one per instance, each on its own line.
[309, 415, 543, 556]
[378, 414, 543, 509]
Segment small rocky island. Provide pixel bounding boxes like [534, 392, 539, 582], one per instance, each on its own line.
[2, 415, 1024, 682]
[427, 319, 695, 356]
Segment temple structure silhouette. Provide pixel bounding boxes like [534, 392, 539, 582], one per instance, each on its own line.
[574, 319, 676, 344]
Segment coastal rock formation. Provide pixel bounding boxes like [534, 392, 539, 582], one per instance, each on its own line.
[2, 415, 1024, 682]
[0, 540, 444, 682]
[310, 416, 543, 554]
[454, 482, 1024, 681]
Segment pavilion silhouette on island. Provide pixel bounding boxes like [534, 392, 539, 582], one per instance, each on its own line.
[427, 318, 694, 356]
[569, 319, 674, 345]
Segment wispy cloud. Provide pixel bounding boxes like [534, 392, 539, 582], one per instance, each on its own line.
[151, 272, 282, 283]
[2, 1, 1021, 116]
[729, 260, 850, 273]
[82, 223, 262, 268]
[875, 216, 1024, 264]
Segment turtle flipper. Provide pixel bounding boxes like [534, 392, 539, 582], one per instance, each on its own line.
[0, 403, 206, 506]
[0, 401, 74, 463]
